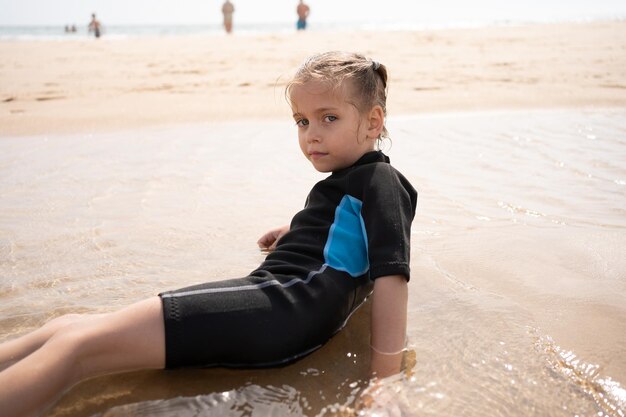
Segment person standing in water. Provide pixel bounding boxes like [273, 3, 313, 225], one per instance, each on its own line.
[296, 0, 310, 30]
[88, 13, 102, 38]
[222, 0, 235, 34]
[0, 51, 417, 417]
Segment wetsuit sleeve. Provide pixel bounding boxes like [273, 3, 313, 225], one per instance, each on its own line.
[357, 164, 417, 281]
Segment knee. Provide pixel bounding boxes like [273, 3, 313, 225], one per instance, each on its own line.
[42, 313, 85, 335]
[42, 316, 104, 381]
[45, 318, 85, 349]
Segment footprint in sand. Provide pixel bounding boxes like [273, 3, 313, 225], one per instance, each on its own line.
[413, 86, 442, 91]
[35, 96, 66, 101]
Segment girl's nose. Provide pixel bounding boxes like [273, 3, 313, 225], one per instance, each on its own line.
[305, 124, 321, 143]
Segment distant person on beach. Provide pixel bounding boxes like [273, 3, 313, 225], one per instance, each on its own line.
[88, 13, 102, 38]
[0, 51, 417, 417]
[222, 0, 235, 34]
[296, 0, 310, 30]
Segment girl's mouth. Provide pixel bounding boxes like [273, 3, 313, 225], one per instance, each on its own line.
[309, 151, 327, 160]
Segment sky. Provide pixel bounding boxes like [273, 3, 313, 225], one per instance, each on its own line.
[1, 0, 625, 26]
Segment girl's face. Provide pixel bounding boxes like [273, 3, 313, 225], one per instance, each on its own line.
[290, 81, 377, 173]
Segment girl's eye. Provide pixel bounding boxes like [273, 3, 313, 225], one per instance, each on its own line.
[296, 119, 309, 127]
[324, 115, 337, 122]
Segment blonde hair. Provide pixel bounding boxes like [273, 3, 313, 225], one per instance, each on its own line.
[286, 51, 389, 140]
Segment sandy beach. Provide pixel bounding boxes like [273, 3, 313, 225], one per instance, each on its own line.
[1, 21, 626, 136]
[1, 20, 626, 417]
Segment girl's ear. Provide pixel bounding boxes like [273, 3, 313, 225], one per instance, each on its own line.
[366, 105, 385, 139]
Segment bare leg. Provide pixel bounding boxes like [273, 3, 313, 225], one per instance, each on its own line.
[0, 314, 87, 371]
[0, 297, 165, 417]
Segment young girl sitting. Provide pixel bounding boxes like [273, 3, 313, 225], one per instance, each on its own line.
[0, 51, 417, 417]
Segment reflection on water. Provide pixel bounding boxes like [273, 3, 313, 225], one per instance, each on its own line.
[94, 385, 311, 417]
[0, 109, 625, 416]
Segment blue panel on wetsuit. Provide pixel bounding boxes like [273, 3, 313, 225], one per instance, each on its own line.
[323, 195, 369, 277]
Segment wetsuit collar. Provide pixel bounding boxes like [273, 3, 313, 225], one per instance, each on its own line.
[333, 150, 389, 174]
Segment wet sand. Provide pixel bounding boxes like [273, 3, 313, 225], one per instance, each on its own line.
[1, 110, 625, 416]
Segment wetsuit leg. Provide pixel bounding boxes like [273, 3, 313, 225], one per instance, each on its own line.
[159, 269, 369, 369]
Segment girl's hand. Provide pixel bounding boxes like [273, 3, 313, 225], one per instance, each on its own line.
[356, 377, 404, 416]
[257, 225, 290, 252]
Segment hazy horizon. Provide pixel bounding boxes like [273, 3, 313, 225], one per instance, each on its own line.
[1, 0, 625, 26]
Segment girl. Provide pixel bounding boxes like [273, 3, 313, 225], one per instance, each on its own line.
[0, 51, 417, 417]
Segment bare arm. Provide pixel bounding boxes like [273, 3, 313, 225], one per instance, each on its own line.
[369, 274, 408, 378]
[257, 225, 290, 251]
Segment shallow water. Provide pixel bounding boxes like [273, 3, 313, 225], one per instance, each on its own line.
[0, 109, 625, 416]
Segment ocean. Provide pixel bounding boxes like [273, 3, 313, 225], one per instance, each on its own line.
[1, 14, 625, 41]
[0, 108, 624, 416]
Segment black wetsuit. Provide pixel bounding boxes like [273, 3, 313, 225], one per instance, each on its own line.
[159, 150, 418, 369]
